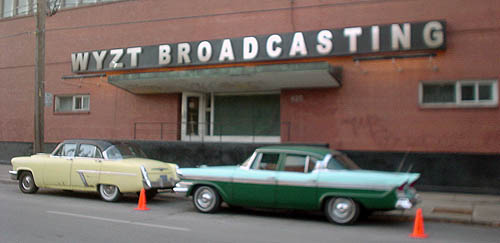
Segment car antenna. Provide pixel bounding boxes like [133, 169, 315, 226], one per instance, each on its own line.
[407, 163, 414, 173]
[397, 150, 410, 172]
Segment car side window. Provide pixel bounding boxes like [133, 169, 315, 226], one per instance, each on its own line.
[283, 155, 307, 173]
[252, 153, 279, 171]
[77, 144, 102, 158]
[55, 143, 76, 157]
[327, 157, 345, 170]
[283, 155, 318, 173]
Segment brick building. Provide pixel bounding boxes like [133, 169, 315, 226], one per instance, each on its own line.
[0, 0, 499, 193]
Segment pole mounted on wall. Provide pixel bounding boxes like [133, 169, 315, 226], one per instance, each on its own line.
[34, 0, 47, 154]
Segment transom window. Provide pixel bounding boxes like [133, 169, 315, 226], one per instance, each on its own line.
[420, 80, 498, 108]
[55, 94, 90, 113]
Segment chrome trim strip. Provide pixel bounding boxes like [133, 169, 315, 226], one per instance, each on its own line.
[76, 171, 89, 187]
[276, 180, 316, 187]
[182, 175, 233, 183]
[140, 165, 152, 189]
[232, 178, 275, 185]
[173, 181, 193, 193]
[9, 170, 18, 180]
[318, 154, 332, 169]
[240, 152, 257, 170]
[255, 148, 325, 159]
[173, 187, 189, 193]
[317, 182, 391, 191]
[76, 170, 136, 176]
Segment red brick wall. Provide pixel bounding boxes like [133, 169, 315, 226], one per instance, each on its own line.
[0, 0, 499, 153]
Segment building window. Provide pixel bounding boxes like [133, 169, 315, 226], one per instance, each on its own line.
[181, 92, 281, 142]
[420, 80, 498, 108]
[1, 0, 123, 18]
[55, 95, 90, 112]
[2, 0, 14, 17]
[60, 0, 119, 8]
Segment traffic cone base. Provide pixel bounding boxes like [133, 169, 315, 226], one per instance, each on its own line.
[135, 188, 150, 211]
[409, 208, 428, 238]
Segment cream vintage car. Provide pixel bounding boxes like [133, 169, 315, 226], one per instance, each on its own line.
[9, 139, 180, 202]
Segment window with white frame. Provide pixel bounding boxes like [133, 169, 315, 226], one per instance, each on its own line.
[2, 0, 15, 17]
[0, 0, 123, 18]
[55, 95, 90, 112]
[181, 92, 281, 143]
[420, 80, 498, 108]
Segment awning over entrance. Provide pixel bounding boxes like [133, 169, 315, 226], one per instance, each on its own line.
[108, 62, 342, 94]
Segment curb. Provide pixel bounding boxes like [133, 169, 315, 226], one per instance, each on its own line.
[370, 214, 500, 228]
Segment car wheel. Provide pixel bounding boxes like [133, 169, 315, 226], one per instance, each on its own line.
[137, 189, 158, 201]
[324, 197, 360, 225]
[193, 186, 221, 213]
[99, 184, 122, 202]
[19, 171, 38, 194]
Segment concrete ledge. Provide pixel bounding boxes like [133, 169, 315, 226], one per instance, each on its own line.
[371, 211, 500, 227]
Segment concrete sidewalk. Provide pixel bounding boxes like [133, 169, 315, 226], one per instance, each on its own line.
[1, 163, 498, 227]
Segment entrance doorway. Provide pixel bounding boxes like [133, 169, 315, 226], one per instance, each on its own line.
[181, 92, 280, 142]
[181, 93, 213, 141]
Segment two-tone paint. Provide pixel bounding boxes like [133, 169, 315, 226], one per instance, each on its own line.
[175, 146, 420, 221]
[9, 140, 180, 198]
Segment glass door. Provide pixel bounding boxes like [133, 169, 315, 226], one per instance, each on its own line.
[181, 93, 213, 141]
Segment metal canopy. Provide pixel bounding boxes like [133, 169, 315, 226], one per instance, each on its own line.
[107, 62, 342, 94]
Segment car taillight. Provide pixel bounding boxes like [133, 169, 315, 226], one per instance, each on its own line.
[409, 181, 417, 188]
[398, 182, 407, 191]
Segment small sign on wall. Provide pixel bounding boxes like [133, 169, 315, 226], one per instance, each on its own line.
[45, 93, 53, 107]
[291, 95, 304, 103]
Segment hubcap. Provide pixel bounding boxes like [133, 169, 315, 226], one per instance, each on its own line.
[101, 185, 117, 199]
[196, 188, 214, 209]
[22, 176, 32, 190]
[330, 198, 355, 223]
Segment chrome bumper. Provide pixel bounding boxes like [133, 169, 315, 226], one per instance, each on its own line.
[173, 181, 193, 194]
[8, 170, 17, 180]
[395, 196, 419, 210]
[143, 177, 177, 189]
[140, 165, 179, 190]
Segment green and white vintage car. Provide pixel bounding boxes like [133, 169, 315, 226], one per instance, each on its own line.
[174, 146, 420, 225]
[9, 140, 180, 202]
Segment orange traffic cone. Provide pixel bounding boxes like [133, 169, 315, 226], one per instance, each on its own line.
[409, 208, 428, 238]
[135, 188, 150, 211]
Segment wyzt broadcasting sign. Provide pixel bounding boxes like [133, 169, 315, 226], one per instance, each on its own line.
[71, 20, 445, 73]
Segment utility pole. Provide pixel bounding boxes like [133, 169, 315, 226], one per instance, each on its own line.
[34, 0, 46, 153]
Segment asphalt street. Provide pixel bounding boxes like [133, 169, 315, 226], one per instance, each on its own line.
[0, 182, 499, 243]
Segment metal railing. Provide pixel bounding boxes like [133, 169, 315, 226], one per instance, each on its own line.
[133, 121, 291, 143]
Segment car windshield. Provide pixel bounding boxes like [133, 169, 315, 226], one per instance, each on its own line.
[326, 153, 360, 170]
[240, 152, 257, 168]
[104, 143, 148, 160]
